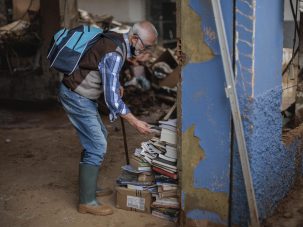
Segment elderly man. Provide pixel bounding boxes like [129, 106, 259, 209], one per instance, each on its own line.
[58, 21, 158, 215]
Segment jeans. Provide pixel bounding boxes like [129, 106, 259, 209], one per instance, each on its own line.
[58, 83, 108, 166]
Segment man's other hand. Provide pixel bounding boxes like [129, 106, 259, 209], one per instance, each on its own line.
[122, 113, 152, 135]
[133, 119, 151, 134]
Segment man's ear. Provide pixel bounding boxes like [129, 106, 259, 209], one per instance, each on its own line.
[130, 35, 135, 45]
[131, 35, 139, 43]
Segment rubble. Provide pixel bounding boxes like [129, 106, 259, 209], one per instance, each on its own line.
[0, 6, 40, 74]
[78, 9, 131, 33]
[78, 8, 180, 113]
[118, 46, 179, 120]
[0, 5, 179, 120]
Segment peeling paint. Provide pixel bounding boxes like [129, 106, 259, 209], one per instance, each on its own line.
[182, 126, 229, 223]
[181, 0, 213, 62]
[180, 0, 232, 224]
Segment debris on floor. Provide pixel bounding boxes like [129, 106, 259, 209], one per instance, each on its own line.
[0, 8, 41, 73]
[0, 106, 176, 227]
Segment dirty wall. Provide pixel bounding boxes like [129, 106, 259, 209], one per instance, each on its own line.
[179, 0, 232, 226]
[0, 0, 61, 102]
[231, 0, 303, 226]
[180, 0, 303, 226]
[78, 0, 145, 23]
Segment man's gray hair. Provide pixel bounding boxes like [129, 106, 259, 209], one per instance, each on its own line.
[129, 21, 158, 42]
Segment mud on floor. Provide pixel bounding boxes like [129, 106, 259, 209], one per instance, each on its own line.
[0, 104, 175, 227]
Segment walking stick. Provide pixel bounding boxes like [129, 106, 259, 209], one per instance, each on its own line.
[120, 117, 129, 164]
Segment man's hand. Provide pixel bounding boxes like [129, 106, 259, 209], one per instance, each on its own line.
[121, 113, 151, 135]
[133, 119, 151, 134]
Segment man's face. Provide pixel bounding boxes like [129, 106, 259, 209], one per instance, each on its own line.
[130, 33, 156, 59]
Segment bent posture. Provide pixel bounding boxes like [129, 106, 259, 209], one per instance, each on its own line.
[58, 21, 158, 215]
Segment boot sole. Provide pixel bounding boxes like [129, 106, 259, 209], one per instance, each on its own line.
[78, 205, 113, 216]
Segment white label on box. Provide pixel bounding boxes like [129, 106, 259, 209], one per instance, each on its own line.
[126, 195, 145, 211]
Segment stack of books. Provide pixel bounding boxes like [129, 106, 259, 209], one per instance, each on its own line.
[116, 118, 179, 221]
[150, 173, 179, 222]
[116, 164, 157, 194]
[133, 119, 179, 222]
[136, 119, 178, 180]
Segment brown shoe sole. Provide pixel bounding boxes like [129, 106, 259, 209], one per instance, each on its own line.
[78, 204, 113, 216]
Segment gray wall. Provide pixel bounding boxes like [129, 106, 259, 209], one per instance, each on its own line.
[78, 0, 146, 23]
[284, 0, 299, 48]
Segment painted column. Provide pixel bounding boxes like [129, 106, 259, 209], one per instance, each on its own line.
[180, 0, 233, 226]
[231, 0, 299, 226]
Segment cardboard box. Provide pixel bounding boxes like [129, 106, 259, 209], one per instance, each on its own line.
[116, 187, 152, 213]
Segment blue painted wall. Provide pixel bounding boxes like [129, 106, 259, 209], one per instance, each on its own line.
[181, 0, 232, 224]
[232, 0, 300, 226]
[181, 0, 302, 226]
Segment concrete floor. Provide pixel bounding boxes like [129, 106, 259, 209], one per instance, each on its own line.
[2, 103, 303, 227]
[0, 104, 175, 227]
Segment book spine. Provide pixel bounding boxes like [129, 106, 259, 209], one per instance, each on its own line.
[152, 167, 177, 180]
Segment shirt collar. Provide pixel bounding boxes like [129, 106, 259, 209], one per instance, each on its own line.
[123, 32, 131, 58]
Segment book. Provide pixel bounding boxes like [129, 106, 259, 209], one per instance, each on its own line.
[140, 154, 153, 164]
[149, 138, 166, 150]
[165, 145, 177, 159]
[149, 142, 166, 153]
[141, 142, 163, 155]
[121, 165, 148, 174]
[130, 155, 151, 171]
[159, 119, 177, 127]
[158, 154, 177, 163]
[140, 147, 157, 160]
[154, 156, 176, 165]
[157, 183, 178, 191]
[149, 125, 162, 134]
[152, 167, 178, 180]
[127, 184, 144, 190]
[152, 157, 177, 170]
[152, 210, 178, 222]
[152, 207, 179, 217]
[126, 184, 158, 192]
[154, 174, 178, 184]
[151, 197, 179, 209]
[158, 190, 178, 198]
[131, 155, 150, 166]
[116, 178, 153, 186]
[160, 124, 176, 132]
[152, 163, 177, 173]
[137, 166, 151, 171]
[160, 128, 177, 145]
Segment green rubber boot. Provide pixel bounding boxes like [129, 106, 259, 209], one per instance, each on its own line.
[78, 164, 113, 216]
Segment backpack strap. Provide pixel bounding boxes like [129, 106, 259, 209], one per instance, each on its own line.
[102, 32, 127, 65]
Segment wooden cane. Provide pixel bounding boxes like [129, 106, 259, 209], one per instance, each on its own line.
[120, 117, 129, 164]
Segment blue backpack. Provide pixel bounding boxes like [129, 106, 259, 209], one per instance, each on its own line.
[47, 25, 104, 75]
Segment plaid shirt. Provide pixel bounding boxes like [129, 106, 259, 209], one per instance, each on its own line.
[98, 33, 131, 122]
